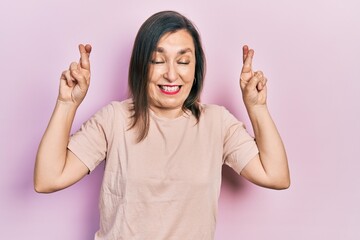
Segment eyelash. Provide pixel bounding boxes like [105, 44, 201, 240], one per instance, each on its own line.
[151, 60, 164, 64]
[151, 60, 189, 65]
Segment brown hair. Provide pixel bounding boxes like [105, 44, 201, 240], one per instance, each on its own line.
[128, 11, 206, 142]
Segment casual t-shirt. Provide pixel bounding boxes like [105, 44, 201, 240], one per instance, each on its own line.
[68, 99, 259, 240]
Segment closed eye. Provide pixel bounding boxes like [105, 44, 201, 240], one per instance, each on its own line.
[151, 60, 165, 64]
[178, 61, 190, 65]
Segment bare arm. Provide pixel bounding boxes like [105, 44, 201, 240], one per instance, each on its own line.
[34, 44, 92, 193]
[239, 46, 290, 190]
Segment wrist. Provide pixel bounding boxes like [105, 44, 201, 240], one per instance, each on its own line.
[55, 99, 79, 113]
[246, 104, 268, 117]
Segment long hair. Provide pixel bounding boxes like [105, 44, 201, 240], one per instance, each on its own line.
[128, 11, 206, 142]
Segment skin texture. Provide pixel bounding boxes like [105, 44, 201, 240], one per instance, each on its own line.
[34, 44, 91, 193]
[239, 45, 290, 189]
[34, 37, 290, 193]
[59, 44, 92, 105]
[148, 30, 196, 119]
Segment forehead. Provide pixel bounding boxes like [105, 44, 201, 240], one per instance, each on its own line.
[156, 29, 195, 52]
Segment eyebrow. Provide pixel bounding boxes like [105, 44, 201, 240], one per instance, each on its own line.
[155, 47, 193, 55]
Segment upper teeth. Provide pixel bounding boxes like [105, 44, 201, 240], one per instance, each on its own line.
[161, 86, 179, 92]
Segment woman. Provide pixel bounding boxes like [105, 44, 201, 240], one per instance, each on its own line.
[35, 11, 290, 239]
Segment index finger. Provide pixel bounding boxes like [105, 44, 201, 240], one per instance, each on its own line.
[242, 45, 249, 63]
[79, 44, 92, 70]
[242, 47, 254, 72]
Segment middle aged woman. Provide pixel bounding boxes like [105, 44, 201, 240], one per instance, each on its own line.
[35, 10, 290, 239]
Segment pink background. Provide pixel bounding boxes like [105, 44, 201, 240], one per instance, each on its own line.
[1, 0, 359, 239]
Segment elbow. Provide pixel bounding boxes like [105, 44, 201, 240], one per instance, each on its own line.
[33, 167, 62, 193]
[33, 179, 58, 194]
[270, 166, 291, 190]
[34, 183, 53, 194]
[34, 186, 47, 194]
[272, 177, 291, 190]
[274, 180, 290, 190]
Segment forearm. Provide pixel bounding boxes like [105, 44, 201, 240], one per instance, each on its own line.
[247, 105, 290, 186]
[34, 100, 78, 191]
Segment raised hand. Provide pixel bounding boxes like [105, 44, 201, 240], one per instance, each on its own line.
[58, 44, 92, 106]
[240, 45, 267, 108]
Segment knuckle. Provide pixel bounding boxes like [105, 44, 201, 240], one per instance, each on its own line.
[70, 62, 78, 69]
[65, 70, 71, 77]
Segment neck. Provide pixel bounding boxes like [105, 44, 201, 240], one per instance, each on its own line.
[149, 106, 184, 119]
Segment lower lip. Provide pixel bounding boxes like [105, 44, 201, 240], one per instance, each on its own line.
[159, 87, 181, 95]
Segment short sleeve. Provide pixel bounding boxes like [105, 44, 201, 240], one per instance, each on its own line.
[222, 107, 259, 174]
[67, 104, 114, 172]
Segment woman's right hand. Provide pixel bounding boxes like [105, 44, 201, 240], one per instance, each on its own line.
[58, 44, 92, 106]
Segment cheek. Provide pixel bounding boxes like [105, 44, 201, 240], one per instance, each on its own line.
[180, 66, 196, 82]
[149, 64, 166, 76]
[148, 82, 158, 98]
[148, 65, 162, 82]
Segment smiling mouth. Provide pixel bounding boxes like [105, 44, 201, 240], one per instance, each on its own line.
[158, 85, 181, 95]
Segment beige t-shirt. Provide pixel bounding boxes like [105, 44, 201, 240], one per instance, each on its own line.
[68, 99, 258, 240]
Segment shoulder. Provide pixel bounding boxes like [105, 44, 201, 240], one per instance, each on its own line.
[90, 99, 133, 126]
[197, 104, 229, 127]
[107, 98, 133, 117]
[201, 103, 224, 113]
[200, 103, 243, 128]
[94, 98, 134, 119]
[200, 103, 230, 118]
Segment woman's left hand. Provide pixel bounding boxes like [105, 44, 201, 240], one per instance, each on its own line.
[240, 45, 267, 109]
[239, 46, 290, 190]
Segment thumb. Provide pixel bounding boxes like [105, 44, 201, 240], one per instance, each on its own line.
[71, 67, 89, 91]
[247, 72, 261, 90]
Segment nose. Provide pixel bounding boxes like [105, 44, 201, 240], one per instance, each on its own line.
[163, 62, 178, 82]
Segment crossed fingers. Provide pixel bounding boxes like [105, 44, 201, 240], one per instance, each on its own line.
[61, 44, 92, 88]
